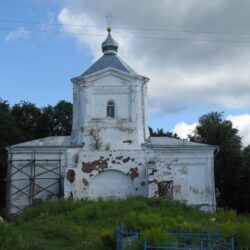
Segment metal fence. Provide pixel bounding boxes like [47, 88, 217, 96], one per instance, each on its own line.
[115, 225, 235, 250]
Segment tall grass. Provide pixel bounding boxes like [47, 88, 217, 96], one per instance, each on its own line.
[0, 197, 249, 249]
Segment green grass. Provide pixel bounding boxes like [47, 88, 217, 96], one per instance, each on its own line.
[0, 197, 249, 249]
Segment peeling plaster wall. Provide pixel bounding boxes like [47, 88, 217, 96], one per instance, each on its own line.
[145, 147, 216, 212]
[70, 71, 149, 150]
[64, 146, 216, 212]
[64, 150, 147, 200]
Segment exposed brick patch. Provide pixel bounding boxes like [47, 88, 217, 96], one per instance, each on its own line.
[149, 169, 158, 176]
[128, 167, 139, 179]
[148, 179, 158, 184]
[82, 159, 108, 173]
[122, 157, 130, 163]
[123, 140, 132, 144]
[82, 178, 89, 186]
[66, 169, 75, 183]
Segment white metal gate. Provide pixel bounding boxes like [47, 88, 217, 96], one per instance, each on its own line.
[6, 151, 64, 217]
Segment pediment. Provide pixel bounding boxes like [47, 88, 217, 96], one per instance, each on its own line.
[72, 67, 148, 85]
[88, 70, 132, 87]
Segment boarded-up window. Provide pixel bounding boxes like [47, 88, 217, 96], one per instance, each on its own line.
[158, 180, 173, 200]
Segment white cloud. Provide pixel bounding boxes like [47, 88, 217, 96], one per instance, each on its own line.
[227, 114, 250, 146]
[172, 115, 250, 146]
[173, 122, 197, 139]
[57, 0, 250, 114]
[5, 27, 30, 42]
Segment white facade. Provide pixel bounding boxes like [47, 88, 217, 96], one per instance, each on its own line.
[6, 29, 217, 216]
[70, 69, 149, 150]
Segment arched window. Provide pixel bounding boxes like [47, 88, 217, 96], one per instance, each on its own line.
[107, 100, 115, 118]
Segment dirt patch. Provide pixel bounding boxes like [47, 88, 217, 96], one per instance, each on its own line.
[66, 169, 75, 183]
[116, 156, 123, 160]
[190, 186, 203, 195]
[180, 166, 188, 175]
[173, 185, 181, 193]
[163, 171, 172, 176]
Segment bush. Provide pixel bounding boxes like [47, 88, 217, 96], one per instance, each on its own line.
[142, 227, 175, 244]
[99, 228, 115, 249]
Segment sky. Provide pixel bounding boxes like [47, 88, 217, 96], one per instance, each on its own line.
[1, 0, 250, 146]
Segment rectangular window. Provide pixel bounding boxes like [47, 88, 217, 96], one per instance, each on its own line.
[158, 180, 173, 200]
[107, 101, 115, 118]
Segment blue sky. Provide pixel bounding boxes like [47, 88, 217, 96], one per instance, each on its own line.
[1, 0, 250, 145]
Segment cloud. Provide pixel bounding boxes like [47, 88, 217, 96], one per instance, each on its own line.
[173, 122, 197, 139]
[57, 0, 250, 114]
[173, 115, 250, 146]
[57, 1, 250, 144]
[227, 114, 250, 146]
[5, 27, 30, 42]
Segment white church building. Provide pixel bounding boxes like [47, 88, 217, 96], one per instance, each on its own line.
[6, 28, 217, 217]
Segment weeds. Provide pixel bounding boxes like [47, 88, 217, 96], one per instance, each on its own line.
[0, 197, 249, 249]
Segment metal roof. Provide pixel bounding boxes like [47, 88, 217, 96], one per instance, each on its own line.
[81, 53, 139, 77]
[9, 136, 72, 148]
[147, 137, 216, 148]
[80, 29, 139, 77]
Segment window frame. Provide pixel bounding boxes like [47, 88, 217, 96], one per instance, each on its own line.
[106, 100, 115, 118]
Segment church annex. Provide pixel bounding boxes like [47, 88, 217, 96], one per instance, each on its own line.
[6, 28, 217, 217]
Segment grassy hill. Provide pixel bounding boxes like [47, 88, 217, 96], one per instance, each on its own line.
[0, 197, 250, 249]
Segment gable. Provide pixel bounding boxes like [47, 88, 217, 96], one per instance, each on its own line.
[89, 72, 132, 87]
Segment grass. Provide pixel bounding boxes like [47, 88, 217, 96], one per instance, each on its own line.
[0, 197, 249, 249]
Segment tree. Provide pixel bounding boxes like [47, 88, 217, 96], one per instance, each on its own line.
[149, 127, 179, 138]
[239, 145, 250, 212]
[0, 100, 14, 216]
[11, 101, 42, 142]
[53, 101, 72, 135]
[190, 112, 244, 211]
[0, 99, 73, 216]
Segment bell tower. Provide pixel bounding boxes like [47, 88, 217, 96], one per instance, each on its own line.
[70, 28, 149, 150]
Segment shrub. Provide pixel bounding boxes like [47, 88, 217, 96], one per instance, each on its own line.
[142, 227, 175, 244]
[99, 228, 115, 249]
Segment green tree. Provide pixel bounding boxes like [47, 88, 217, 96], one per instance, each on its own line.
[149, 127, 179, 138]
[36, 105, 55, 138]
[190, 112, 244, 211]
[11, 101, 42, 142]
[0, 99, 16, 216]
[0, 100, 73, 216]
[239, 145, 250, 212]
[53, 101, 72, 135]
